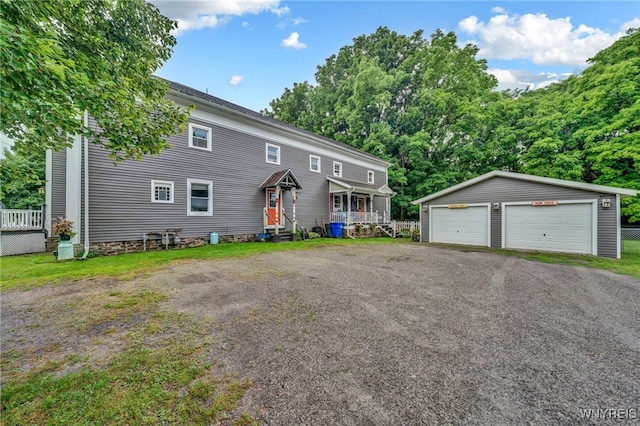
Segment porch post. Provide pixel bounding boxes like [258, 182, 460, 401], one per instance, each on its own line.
[370, 194, 374, 223]
[291, 188, 297, 239]
[275, 186, 281, 236]
[347, 191, 352, 226]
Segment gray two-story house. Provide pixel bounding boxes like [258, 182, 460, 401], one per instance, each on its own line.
[47, 80, 394, 254]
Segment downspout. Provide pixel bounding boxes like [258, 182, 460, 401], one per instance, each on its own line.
[81, 110, 90, 259]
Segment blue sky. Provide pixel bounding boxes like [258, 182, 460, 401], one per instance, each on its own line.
[152, 1, 640, 112]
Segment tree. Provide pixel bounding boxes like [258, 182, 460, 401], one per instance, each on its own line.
[1, 0, 190, 161]
[266, 27, 499, 219]
[518, 28, 640, 221]
[0, 149, 45, 209]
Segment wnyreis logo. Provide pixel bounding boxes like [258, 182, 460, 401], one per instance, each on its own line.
[580, 408, 637, 421]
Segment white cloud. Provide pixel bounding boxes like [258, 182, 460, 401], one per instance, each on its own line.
[242, 21, 250, 28]
[228, 75, 244, 86]
[281, 32, 306, 49]
[271, 6, 290, 17]
[150, 0, 283, 35]
[488, 68, 576, 92]
[458, 11, 636, 66]
[292, 17, 309, 26]
[491, 6, 505, 14]
[277, 16, 309, 29]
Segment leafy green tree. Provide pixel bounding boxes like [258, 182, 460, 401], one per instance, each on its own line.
[519, 29, 640, 221]
[0, 149, 45, 209]
[266, 27, 498, 219]
[1, 0, 190, 161]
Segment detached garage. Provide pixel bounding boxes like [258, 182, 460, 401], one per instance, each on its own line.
[412, 171, 638, 258]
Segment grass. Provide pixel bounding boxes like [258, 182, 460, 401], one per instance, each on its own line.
[0, 237, 404, 291]
[623, 239, 640, 255]
[1, 288, 256, 425]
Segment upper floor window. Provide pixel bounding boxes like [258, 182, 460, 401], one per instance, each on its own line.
[367, 170, 375, 184]
[188, 123, 212, 151]
[310, 155, 321, 173]
[187, 179, 213, 216]
[151, 180, 174, 203]
[333, 161, 342, 177]
[266, 143, 280, 165]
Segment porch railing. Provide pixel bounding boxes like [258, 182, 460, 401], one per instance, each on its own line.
[393, 220, 420, 237]
[1, 208, 44, 231]
[329, 211, 391, 224]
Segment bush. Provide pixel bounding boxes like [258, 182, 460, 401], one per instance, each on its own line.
[308, 232, 320, 239]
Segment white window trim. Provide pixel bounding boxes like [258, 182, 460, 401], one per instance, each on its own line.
[187, 178, 213, 216]
[310, 155, 321, 173]
[266, 143, 281, 165]
[333, 194, 342, 211]
[151, 180, 174, 203]
[188, 123, 212, 152]
[333, 161, 342, 177]
[367, 170, 375, 184]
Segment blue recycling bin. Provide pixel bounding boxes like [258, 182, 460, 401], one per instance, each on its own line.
[330, 222, 344, 238]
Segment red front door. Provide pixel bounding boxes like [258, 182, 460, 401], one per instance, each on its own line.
[266, 188, 280, 225]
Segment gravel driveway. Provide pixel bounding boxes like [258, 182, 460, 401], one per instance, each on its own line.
[3, 243, 639, 425]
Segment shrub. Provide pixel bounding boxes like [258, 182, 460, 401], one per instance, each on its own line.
[308, 232, 320, 239]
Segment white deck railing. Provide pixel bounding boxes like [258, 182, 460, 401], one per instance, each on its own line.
[1, 209, 43, 231]
[393, 220, 420, 236]
[329, 211, 391, 224]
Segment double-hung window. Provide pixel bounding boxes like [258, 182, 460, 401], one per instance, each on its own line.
[367, 170, 375, 184]
[266, 143, 280, 164]
[310, 155, 321, 173]
[187, 179, 213, 216]
[151, 180, 174, 203]
[333, 161, 342, 177]
[188, 123, 212, 151]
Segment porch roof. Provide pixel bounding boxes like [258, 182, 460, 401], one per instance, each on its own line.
[327, 176, 395, 197]
[259, 169, 303, 190]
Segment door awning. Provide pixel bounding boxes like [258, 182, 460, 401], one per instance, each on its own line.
[259, 169, 303, 190]
[327, 176, 395, 196]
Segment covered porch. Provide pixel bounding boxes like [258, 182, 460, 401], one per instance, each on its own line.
[259, 169, 303, 240]
[328, 177, 395, 225]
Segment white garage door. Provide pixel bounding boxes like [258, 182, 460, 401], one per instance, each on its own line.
[430, 205, 489, 246]
[504, 203, 594, 255]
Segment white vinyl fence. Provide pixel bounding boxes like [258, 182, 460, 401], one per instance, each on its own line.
[0, 208, 46, 256]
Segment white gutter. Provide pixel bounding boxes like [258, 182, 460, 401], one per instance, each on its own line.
[81, 110, 90, 260]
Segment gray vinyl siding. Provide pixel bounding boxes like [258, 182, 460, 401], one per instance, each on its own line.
[419, 176, 618, 257]
[85, 116, 388, 243]
[51, 150, 66, 222]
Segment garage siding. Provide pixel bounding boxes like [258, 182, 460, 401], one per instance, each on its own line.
[420, 176, 618, 257]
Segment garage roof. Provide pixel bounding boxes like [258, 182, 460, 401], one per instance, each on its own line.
[412, 170, 638, 205]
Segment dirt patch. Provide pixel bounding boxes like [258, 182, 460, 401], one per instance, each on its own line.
[2, 243, 639, 424]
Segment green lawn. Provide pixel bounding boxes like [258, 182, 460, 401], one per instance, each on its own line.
[623, 239, 640, 255]
[0, 238, 406, 291]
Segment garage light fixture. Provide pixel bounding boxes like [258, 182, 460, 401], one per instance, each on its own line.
[422, 205, 429, 212]
[601, 199, 612, 208]
[492, 203, 500, 210]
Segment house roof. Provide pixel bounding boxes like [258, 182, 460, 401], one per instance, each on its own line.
[259, 169, 303, 190]
[163, 79, 391, 168]
[412, 170, 638, 205]
[328, 176, 396, 196]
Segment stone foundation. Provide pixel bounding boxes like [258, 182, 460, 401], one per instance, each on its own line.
[87, 233, 259, 256]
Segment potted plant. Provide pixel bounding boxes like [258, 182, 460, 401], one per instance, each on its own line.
[52, 216, 75, 240]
